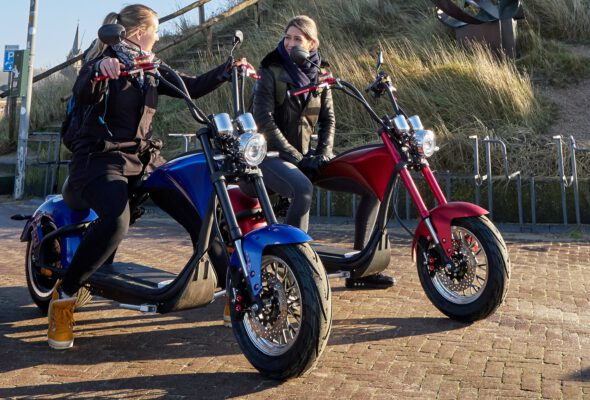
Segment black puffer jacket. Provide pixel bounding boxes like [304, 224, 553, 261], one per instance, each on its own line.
[252, 49, 335, 165]
[67, 47, 229, 189]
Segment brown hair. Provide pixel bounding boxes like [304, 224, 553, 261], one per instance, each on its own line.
[85, 4, 158, 61]
[285, 15, 319, 51]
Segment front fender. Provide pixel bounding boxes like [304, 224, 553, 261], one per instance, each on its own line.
[230, 223, 312, 296]
[412, 201, 488, 261]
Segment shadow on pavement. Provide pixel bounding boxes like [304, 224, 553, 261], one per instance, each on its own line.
[329, 316, 467, 344]
[2, 286, 465, 376]
[567, 367, 590, 382]
[0, 372, 280, 399]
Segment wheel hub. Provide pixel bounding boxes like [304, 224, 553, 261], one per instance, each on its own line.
[247, 276, 289, 340]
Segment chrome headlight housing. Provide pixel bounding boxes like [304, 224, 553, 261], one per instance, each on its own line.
[212, 113, 234, 137]
[235, 113, 257, 134]
[414, 129, 437, 158]
[239, 132, 267, 166]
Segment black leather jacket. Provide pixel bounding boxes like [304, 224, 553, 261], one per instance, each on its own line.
[252, 49, 335, 165]
[67, 47, 229, 189]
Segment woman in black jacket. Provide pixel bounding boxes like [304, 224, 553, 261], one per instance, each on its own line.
[48, 4, 245, 350]
[252, 15, 393, 290]
[252, 15, 334, 232]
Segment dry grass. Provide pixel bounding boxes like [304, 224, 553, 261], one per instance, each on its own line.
[522, 0, 590, 43]
[156, 2, 549, 174]
[15, 0, 590, 176]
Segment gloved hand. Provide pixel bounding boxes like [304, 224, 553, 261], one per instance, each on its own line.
[298, 154, 331, 176]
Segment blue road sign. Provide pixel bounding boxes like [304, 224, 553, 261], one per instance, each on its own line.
[4, 45, 19, 72]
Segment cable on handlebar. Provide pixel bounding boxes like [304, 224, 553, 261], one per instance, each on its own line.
[148, 64, 209, 125]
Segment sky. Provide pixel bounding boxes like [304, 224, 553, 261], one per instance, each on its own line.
[0, 0, 228, 79]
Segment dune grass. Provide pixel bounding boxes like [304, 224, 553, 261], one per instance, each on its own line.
[8, 0, 590, 177]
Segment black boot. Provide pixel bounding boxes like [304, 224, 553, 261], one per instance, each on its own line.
[345, 273, 395, 289]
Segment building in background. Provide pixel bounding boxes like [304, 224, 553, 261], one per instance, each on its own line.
[62, 24, 82, 78]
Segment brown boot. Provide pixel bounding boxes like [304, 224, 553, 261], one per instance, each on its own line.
[47, 288, 77, 349]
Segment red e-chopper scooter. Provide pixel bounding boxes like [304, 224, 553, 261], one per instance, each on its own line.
[231, 48, 510, 322]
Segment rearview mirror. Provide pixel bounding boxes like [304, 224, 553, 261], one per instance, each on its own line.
[376, 50, 384, 72]
[233, 30, 243, 47]
[289, 46, 310, 66]
[98, 24, 126, 46]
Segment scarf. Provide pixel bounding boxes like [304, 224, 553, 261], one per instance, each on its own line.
[277, 39, 320, 93]
[110, 43, 155, 86]
[110, 43, 154, 69]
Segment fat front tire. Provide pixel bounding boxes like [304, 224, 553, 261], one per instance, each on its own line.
[230, 243, 332, 380]
[417, 216, 510, 322]
[25, 240, 92, 313]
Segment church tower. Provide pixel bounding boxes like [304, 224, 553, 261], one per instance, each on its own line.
[63, 23, 82, 78]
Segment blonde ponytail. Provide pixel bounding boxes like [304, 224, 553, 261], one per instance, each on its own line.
[84, 5, 158, 62]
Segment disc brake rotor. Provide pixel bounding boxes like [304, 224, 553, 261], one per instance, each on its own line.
[242, 255, 303, 356]
[429, 225, 488, 304]
[247, 276, 289, 340]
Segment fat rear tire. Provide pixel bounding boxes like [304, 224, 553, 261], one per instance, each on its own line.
[25, 240, 92, 313]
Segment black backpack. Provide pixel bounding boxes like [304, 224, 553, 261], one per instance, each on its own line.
[60, 95, 93, 152]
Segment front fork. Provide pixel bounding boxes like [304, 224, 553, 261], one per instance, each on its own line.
[381, 131, 485, 266]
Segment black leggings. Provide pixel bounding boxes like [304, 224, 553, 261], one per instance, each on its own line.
[60, 175, 132, 296]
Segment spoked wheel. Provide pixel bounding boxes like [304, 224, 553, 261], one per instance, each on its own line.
[417, 216, 510, 322]
[230, 243, 331, 380]
[25, 239, 92, 314]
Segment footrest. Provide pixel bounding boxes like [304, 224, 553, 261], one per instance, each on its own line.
[312, 244, 359, 258]
[93, 262, 177, 289]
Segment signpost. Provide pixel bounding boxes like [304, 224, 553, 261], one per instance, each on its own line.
[3, 45, 18, 72]
[3, 45, 19, 143]
[14, 0, 38, 200]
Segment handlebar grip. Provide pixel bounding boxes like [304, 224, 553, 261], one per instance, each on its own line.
[288, 85, 317, 97]
[94, 71, 130, 81]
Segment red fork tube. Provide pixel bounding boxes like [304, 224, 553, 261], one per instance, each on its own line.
[381, 132, 430, 219]
[422, 165, 447, 206]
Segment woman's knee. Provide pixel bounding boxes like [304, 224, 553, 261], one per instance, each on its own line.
[99, 209, 130, 239]
[293, 179, 313, 209]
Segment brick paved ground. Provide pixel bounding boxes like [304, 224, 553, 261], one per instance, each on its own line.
[1, 200, 589, 399]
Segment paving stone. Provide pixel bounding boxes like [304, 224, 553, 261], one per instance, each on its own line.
[2, 201, 590, 398]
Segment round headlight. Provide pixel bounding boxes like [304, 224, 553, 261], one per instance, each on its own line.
[414, 129, 437, 158]
[239, 132, 267, 166]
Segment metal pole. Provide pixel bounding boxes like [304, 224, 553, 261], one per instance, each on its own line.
[530, 176, 536, 226]
[14, 0, 38, 200]
[316, 188, 321, 217]
[445, 173, 451, 201]
[517, 174, 523, 226]
[485, 137, 493, 220]
[553, 136, 568, 225]
[569, 137, 581, 226]
[469, 135, 481, 205]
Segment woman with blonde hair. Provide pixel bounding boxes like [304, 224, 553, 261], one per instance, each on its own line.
[49, 4, 245, 350]
[252, 15, 394, 289]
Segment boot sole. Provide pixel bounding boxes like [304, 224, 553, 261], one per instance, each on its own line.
[48, 338, 74, 349]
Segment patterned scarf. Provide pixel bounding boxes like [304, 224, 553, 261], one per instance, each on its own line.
[110, 43, 155, 85]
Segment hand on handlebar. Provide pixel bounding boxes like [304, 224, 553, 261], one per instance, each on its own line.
[98, 57, 124, 79]
[234, 58, 260, 79]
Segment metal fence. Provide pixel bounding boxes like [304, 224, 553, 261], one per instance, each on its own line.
[313, 134, 590, 227]
[24, 132, 590, 226]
